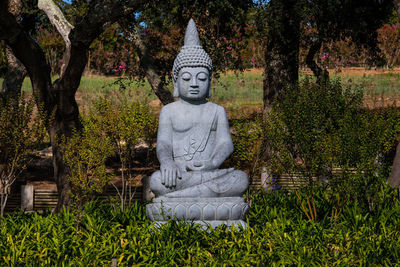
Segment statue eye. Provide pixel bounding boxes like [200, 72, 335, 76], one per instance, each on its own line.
[198, 72, 208, 81]
[181, 73, 191, 81]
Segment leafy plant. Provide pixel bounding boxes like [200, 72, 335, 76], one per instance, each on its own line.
[0, 95, 46, 216]
[231, 115, 262, 171]
[1, 187, 399, 265]
[90, 96, 156, 210]
[61, 118, 114, 211]
[263, 78, 399, 211]
[377, 23, 400, 68]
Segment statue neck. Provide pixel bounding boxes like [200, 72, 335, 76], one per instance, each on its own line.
[178, 97, 208, 106]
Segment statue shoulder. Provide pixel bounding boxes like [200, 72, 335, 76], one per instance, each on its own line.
[206, 102, 224, 111]
[160, 101, 180, 115]
[207, 102, 227, 117]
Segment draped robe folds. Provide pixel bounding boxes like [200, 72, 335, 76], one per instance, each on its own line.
[167, 102, 240, 194]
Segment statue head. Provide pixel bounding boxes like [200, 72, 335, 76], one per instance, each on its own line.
[172, 19, 213, 99]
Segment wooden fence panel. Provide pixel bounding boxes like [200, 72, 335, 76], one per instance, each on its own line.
[33, 186, 144, 211]
[4, 192, 21, 213]
[34, 190, 58, 211]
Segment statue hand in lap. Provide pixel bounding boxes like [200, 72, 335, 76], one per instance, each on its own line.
[187, 159, 217, 171]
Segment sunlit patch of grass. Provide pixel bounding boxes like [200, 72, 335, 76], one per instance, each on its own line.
[211, 71, 263, 103]
[1, 69, 399, 110]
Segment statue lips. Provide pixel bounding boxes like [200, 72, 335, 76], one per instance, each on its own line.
[189, 89, 200, 94]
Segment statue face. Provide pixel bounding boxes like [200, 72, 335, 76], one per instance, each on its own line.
[176, 67, 210, 100]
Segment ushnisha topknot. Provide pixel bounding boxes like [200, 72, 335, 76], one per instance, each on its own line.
[172, 19, 213, 83]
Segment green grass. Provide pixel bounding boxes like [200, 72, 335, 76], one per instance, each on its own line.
[1, 70, 399, 109]
[330, 72, 400, 98]
[0, 71, 264, 105]
[1, 188, 399, 265]
[211, 71, 263, 103]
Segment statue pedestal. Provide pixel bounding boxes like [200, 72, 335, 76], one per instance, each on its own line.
[146, 197, 249, 228]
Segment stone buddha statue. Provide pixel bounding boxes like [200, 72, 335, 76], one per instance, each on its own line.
[146, 19, 249, 228]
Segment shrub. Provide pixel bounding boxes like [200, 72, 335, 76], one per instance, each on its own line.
[89, 96, 156, 209]
[262, 78, 399, 210]
[230, 115, 263, 183]
[0, 95, 46, 216]
[62, 95, 156, 211]
[61, 119, 114, 211]
[377, 23, 400, 68]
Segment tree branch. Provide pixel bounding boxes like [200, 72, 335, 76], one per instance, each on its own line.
[38, 0, 74, 76]
[58, 0, 147, 93]
[0, 2, 53, 113]
[305, 40, 329, 83]
[126, 25, 174, 105]
[38, 0, 74, 46]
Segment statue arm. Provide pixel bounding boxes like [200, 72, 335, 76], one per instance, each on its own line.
[210, 106, 234, 168]
[156, 108, 173, 163]
[156, 107, 181, 187]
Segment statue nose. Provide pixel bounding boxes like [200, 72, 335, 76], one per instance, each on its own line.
[190, 78, 199, 88]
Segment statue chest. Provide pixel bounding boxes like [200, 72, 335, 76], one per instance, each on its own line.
[171, 114, 217, 133]
[170, 105, 218, 160]
[171, 115, 195, 133]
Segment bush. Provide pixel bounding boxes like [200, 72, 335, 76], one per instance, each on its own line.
[230, 115, 262, 173]
[377, 23, 400, 68]
[0, 95, 46, 216]
[262, 78, 399, 210]
[61, 119, 114, 211]
[90, 96, 156, 210]
[63, 96, 157, 210]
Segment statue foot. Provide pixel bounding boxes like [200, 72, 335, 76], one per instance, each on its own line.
[164, 184, 216, 198]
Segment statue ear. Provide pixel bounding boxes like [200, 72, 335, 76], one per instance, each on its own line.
[173, 82, 179, 97]
[208, 74, 212, 98]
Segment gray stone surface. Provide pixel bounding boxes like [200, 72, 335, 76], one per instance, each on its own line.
[147, 197, 249, 221]
[142, 176, 155, 201]
[21, 184, 34, 211]
[146, 19, 249, 228]
[152, 220, 248, 230]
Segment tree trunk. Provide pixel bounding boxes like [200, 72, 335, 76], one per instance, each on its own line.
[388, 1, 400, 189]
[0, 0, 26, 101]
[1, 44, 27, 100]
[305, 40, 329, 83]
[389, 143, 400, 188]
[49, 84, 83, 211]
[263, 0, 302, 109]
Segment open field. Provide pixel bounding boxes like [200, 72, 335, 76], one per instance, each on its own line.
[2, 67, 399, 114]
